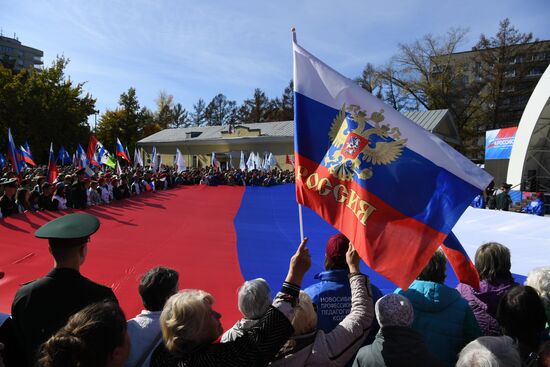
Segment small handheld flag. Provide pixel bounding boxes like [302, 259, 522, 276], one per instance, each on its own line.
[47, 143, 59, 183]
[116, 138, 130, 162]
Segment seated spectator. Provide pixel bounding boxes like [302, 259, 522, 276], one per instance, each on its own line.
[151, 238, 312, 367]
[305, 234, 383, 344]
[497, 285, 547, 362]
[353, 294, 442, 367]
[28, 190, 40, 212]
[125, 267, 179, 367]
[525, 267, 550, 330]
[456, 336, 521, 367]
[98, 178, 111, 204]
[51, 185, 67, 210]
[15, 187, 31, 213]
[396, 249, 481, 366]
[37, 301, 130, 367]
[522, 192, 545, 216]
[33, 176, 46, 194]
[89, 181, 102, 206]
[270, 243, 374, 367]
[0, 178, 18, 218]
[457, 242, 517, 336]
[38, 183, 57, 211]
[221, 278, 272, 343]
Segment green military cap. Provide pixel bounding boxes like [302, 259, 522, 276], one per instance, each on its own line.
[35, 213, 100, 240]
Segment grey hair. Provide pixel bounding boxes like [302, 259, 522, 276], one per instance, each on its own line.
[525, 266, 550, 320]
[238, 278, 272, 320]
[456, 336, 521, 367]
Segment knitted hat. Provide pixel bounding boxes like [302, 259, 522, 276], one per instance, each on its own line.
[375, 294, 414, 327]
[325, 234, 350, 260]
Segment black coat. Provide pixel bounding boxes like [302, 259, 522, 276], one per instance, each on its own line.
[0, 194, 17, 217]
[353, 326, 443, 367]
[70, 181, 87, 209]
[11, 268, 117, 367]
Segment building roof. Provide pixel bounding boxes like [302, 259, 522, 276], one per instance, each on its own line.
[403, 109, 450, 132]
[138, 120, 294, 144]
[138, 109, 458, 145]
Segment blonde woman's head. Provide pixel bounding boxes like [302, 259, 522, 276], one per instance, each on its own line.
[291, 291, 317, 336]
[160, 290, 222, 355]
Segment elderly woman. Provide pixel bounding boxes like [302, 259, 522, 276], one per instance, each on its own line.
[524, 267, 550, 329]
[150, 238, 311, 367]
[269, 243, 373, 367]
[221, 278, 272, 342]
[455, 336, 521, 367]
[456, 242, 518, 336]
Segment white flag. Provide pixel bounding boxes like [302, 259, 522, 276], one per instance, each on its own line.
[134, 147, 143, 168]
[176, 148, 186, 173]
[151, 146, 158, 172]
[246, 152, 255, 171]
[240, 151, 246, 170]
[211, 152, 220, 170]
[255, 152, 262, 171]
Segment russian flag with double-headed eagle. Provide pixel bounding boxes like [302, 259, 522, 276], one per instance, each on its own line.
[293, 38, 492, 289]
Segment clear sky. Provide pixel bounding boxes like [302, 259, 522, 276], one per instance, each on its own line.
[2, 0, 549, 125]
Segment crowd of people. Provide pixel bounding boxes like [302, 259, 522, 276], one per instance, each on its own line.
[471, 182, 547, 216]
[0, 164, 296, 219]
[0, 212, 548, 367]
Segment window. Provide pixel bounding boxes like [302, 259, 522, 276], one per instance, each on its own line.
[192, 156, 198, 168]
[528, 68, 544, 76]
[504, 69, 516, 78]
[186, 132, 202, 139]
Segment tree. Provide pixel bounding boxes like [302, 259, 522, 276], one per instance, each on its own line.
[0, 57, 96, 163]
[171, 103, 191, 128]
[473, 18, 537, 130]
[237, 88, 271, 123]
[204, 93, 237, 126]
[191, 98, 207, 126]
[374, 28, 485, 148]
[267, 80, 294, 121]
[96, 87, 159, 152]
[355, 63, 383, 98]
[155, 91, 175, 130]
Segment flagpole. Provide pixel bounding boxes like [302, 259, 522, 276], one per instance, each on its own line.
[292, 27, 304, 241]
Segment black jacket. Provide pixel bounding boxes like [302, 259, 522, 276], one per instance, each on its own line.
[151, 306, 293, 367]
[11, 267, 117, 367]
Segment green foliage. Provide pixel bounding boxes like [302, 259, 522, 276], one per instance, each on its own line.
[205, 93, 237, 126]
[95, 88, 158, 153]
[0, 57, 96, 163]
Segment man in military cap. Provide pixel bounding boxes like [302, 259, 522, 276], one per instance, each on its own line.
[0, 178, 18, 218]
[11, 213, 117, 366]
[69, 168, 88, 209]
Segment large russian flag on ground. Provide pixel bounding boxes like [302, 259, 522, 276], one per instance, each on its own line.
[293, 37, 492, 289]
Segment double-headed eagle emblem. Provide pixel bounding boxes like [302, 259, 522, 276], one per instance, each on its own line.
[322, 104, 407, 181]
